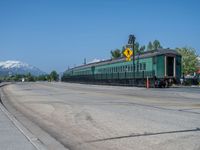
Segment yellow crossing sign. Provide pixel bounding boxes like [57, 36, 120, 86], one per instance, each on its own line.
[123, 48, 133, 61]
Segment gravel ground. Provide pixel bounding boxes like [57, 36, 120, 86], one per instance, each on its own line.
[2, 82, 200, 150]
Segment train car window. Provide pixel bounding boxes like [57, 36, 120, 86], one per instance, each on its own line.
[153, 56, 156, 64]
[125, 66, 128, 72]
[143, 63, 146, 70]
[140, 63, 142, 70]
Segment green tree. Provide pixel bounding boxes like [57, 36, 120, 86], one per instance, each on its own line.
[147, 42, 153, 51]
[134, 42, 146, 54]
[152, 40, 163, 50]
[111, 49, 121, 59]
[36, 75, 48, 81]
[176, 47, 199, 75]
[49, 70, 59, 81]
[121, 46, 126, 56]
[147, 40, 163, 51]
[26, 73, 35, 81]
[139, 45, 146, 53]
[134, 42, 140, 54]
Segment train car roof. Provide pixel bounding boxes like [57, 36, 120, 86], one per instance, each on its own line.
[67, 49, 180, 71]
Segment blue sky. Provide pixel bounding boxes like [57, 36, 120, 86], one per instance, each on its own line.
[0, 0, 199, 73]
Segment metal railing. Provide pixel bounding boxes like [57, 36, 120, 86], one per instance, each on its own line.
[63, 70, 155, 82]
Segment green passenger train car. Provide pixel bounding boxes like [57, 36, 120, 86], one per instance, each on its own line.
[62, 49, 182, 87]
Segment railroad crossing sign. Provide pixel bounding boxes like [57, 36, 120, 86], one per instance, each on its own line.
[123, 48, 133, 61]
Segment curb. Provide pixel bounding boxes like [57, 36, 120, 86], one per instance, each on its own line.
[0, 88, 47, 150]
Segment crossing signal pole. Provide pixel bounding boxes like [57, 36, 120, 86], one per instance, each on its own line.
[128, 34, 136, 85]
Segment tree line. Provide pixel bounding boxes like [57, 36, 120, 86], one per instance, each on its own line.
[0, 70, 59, 82]
[111, 40, 163, 58]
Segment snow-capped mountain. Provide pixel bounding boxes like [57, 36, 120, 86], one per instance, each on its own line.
[0, 60, 46, 76]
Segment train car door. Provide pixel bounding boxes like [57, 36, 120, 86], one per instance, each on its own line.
[165, 56, 175, 77]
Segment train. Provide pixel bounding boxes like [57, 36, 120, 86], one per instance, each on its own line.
[62, 49, 182, 87]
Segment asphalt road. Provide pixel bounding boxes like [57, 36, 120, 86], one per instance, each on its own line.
[2, 82, 200, 150]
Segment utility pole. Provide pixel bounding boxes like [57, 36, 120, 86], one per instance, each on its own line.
[128, 34, 136, 85]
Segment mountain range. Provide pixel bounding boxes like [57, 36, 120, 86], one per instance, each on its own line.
[0, 60, 46, 76]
